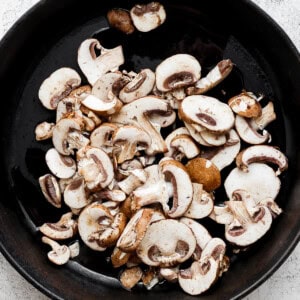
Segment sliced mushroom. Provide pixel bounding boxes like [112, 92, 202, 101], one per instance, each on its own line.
[69, 85, 92, 100]
[142, 267, 160, 290]
[184, 122, 212, 147]
[39, 212, 77, 240]
[130, 2, 166, 32]
[64, 177, 90, 209]
[137, 219, 196, 267]
[155, 54, 201, 92]
[45, 148, 76, 179]
[117, 208, 154, 252]
[260, 198, 282, 218]
[39, 174, 61, 208]
[186, 59, 233, 95]
[119, 69, 155, 103]
[149, 110, 176, 129]
[112, 125, 151, 164]
[169, 134, 200, 160]
[77, 39, 124, 85]
[111, 246, 131, 268]
[224, 163, 281, 204]
[38, 67, 81, 110]
[228, 91, 262, 118]
[52, 117, 89, 155]
[236, 145, 288, 175]
[107, 9, 135, 34]
[118, 169, 148, 195]
[186, 158, 221, 192]
[164, 127, 190, 158]
[252, 101, 276, 130]
[160, 267, 179, 283]
[201, 129, 241, 171]
[35, 121, 55, 141]
[68, 240, 80, 258]
[94, 189, 126, 202]
[120, 266, 143, 290]
[42, 236, 71, 265]
[111, 96, 172, 154]
[183, 183, 214, 219]
[77, 146, 114, 191]
[209, 205, 234, 225]
[179, 95, 234, 133]
[56, 97, 81, 123]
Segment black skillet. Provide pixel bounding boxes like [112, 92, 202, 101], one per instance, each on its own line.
[0, 0, 299, 299]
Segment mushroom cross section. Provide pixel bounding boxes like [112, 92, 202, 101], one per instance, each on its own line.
[137, 219, 196, 267]
[64, 177, 89, 209]
[39, 174, 61, 208]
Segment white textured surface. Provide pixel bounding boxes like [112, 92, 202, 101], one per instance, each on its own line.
[0, 0, 299, 299]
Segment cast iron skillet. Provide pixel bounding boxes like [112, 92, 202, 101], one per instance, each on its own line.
[0, 0, 299, 299]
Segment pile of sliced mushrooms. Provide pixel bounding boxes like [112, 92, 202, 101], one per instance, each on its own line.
[35, 2, 288, 296]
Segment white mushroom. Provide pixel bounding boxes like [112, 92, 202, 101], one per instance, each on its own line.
[42, 236, 71, 265]
[45, 148, 76, 179]
[130, 2, 166, 32]
[179, 95, 235, 133]
[224, 163, 281, 204]
[236, 145, 288, 175]
[155, 54, 201, 92]
[164, 127, 190, 158]
[137, 219, 196, 267]
[94, 189, 126, 202]
[39, 212, 77, 240]
[169, 134, 200, 160]
[77, 39, 124, 85]
[56, 97, 81, 123]
[160, 267, 179, 282]
[38, 67, 81, 110]
[118, 169, 148, 195]
[119, 69, 155, 103]
[35, 121, 55, 141]
[39, 174, 61, 208]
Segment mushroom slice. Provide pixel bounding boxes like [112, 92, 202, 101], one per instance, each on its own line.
[137, 219, 196, 267]
[160, 267, 179, 283]
[68, 240, 80, 258]
[90, 122, 118, 153]
[111, 247, 131, 268]
[38, 67, 81, 110]
[201, 129, 241, 171]
[252, 101, 276, 130]
[149, 110, 176, 128]
[94, 189, 126, 202]
[236, 145, 288, 175]
[165, 127, 190, 158]
[180, 95, 234, 133]
[224, 163, 281, 204]
[112, 125, 151, 164]
[186, 158, 221, 192]
[42, 236, 71, 265]
[78, 202, 113, 251]
[120, 266, 143, 290]
[186, 59, 233, 95]
[69, 85, 92, 100]
[40, 212, 77, 240]
[155, 54, 201, 92]
[198, 129, 227, 147]
[228, 91, 262, 118]
[77, 39, 124, 85]
[107, 9, 135, 34]
[170, 134, 200, 160]
[117, 208, 154, 252]
[64, 177, 90, 209]
[77, 146, 114, 191]
[184, 183, 214, 219]
[260, 198, 283, 218]
[118, 169, 147, 195]
[45, 148, 76, 179]
[180, 217, 212, 261]
[209, 205, 234, 225]
[39, 174, 61, 208]
[111, 96, 172, 154]
[184, 122, 212, 147]
[130, 2, 166, 32]
[119, 69, 155, 103]
[52, 118, 89, 156]
[142, 267, 160, 290]
[56, 97, 81, 122]
[35, 121, 55, 141]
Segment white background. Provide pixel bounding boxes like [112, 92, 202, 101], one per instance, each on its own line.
[0, 0, 299, 299]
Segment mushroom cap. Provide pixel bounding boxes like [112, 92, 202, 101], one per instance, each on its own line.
[45, 148, 76, 179]
[38, 67, 81, 110]
[179, 95, 235, 133]
[107, 9, 135, 34]
[155, 54, 201, 92]
[137, 219, 196, 267]
[224, 163, 281, 204]
[130, 2, 166, 33]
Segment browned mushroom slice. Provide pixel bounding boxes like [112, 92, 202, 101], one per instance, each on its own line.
[35, 121, 55, 141]
[137, 219, 196, 267]
[179, 95, 234, 133]
[186, 59, 233, 95]
[228, 91, 262, 118]
[120, 266, 143, 290]
[224, 163, 280, 204]
[142, 267, 160, 290]
[77, 39, 124, 85]
[117, 208, 154, 252]
[40, 212, 77, 240]
[38, 67, 81, 110]
[183, 183, 214, 219]
[112, 125, 151, 164]
[119, 69, 155, 103]
[236, 145, 288, 175]
[130, 2, 166, 32]
[39, 174, 61, 208]
[111, 247, 131, 268]
[107, 9, 135, 34]
[155, 54, 201, 92]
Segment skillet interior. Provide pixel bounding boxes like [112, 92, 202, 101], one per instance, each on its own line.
[0, 0, 299, 299]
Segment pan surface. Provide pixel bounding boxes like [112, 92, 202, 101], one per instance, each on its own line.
[0, 0, 299, 299]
